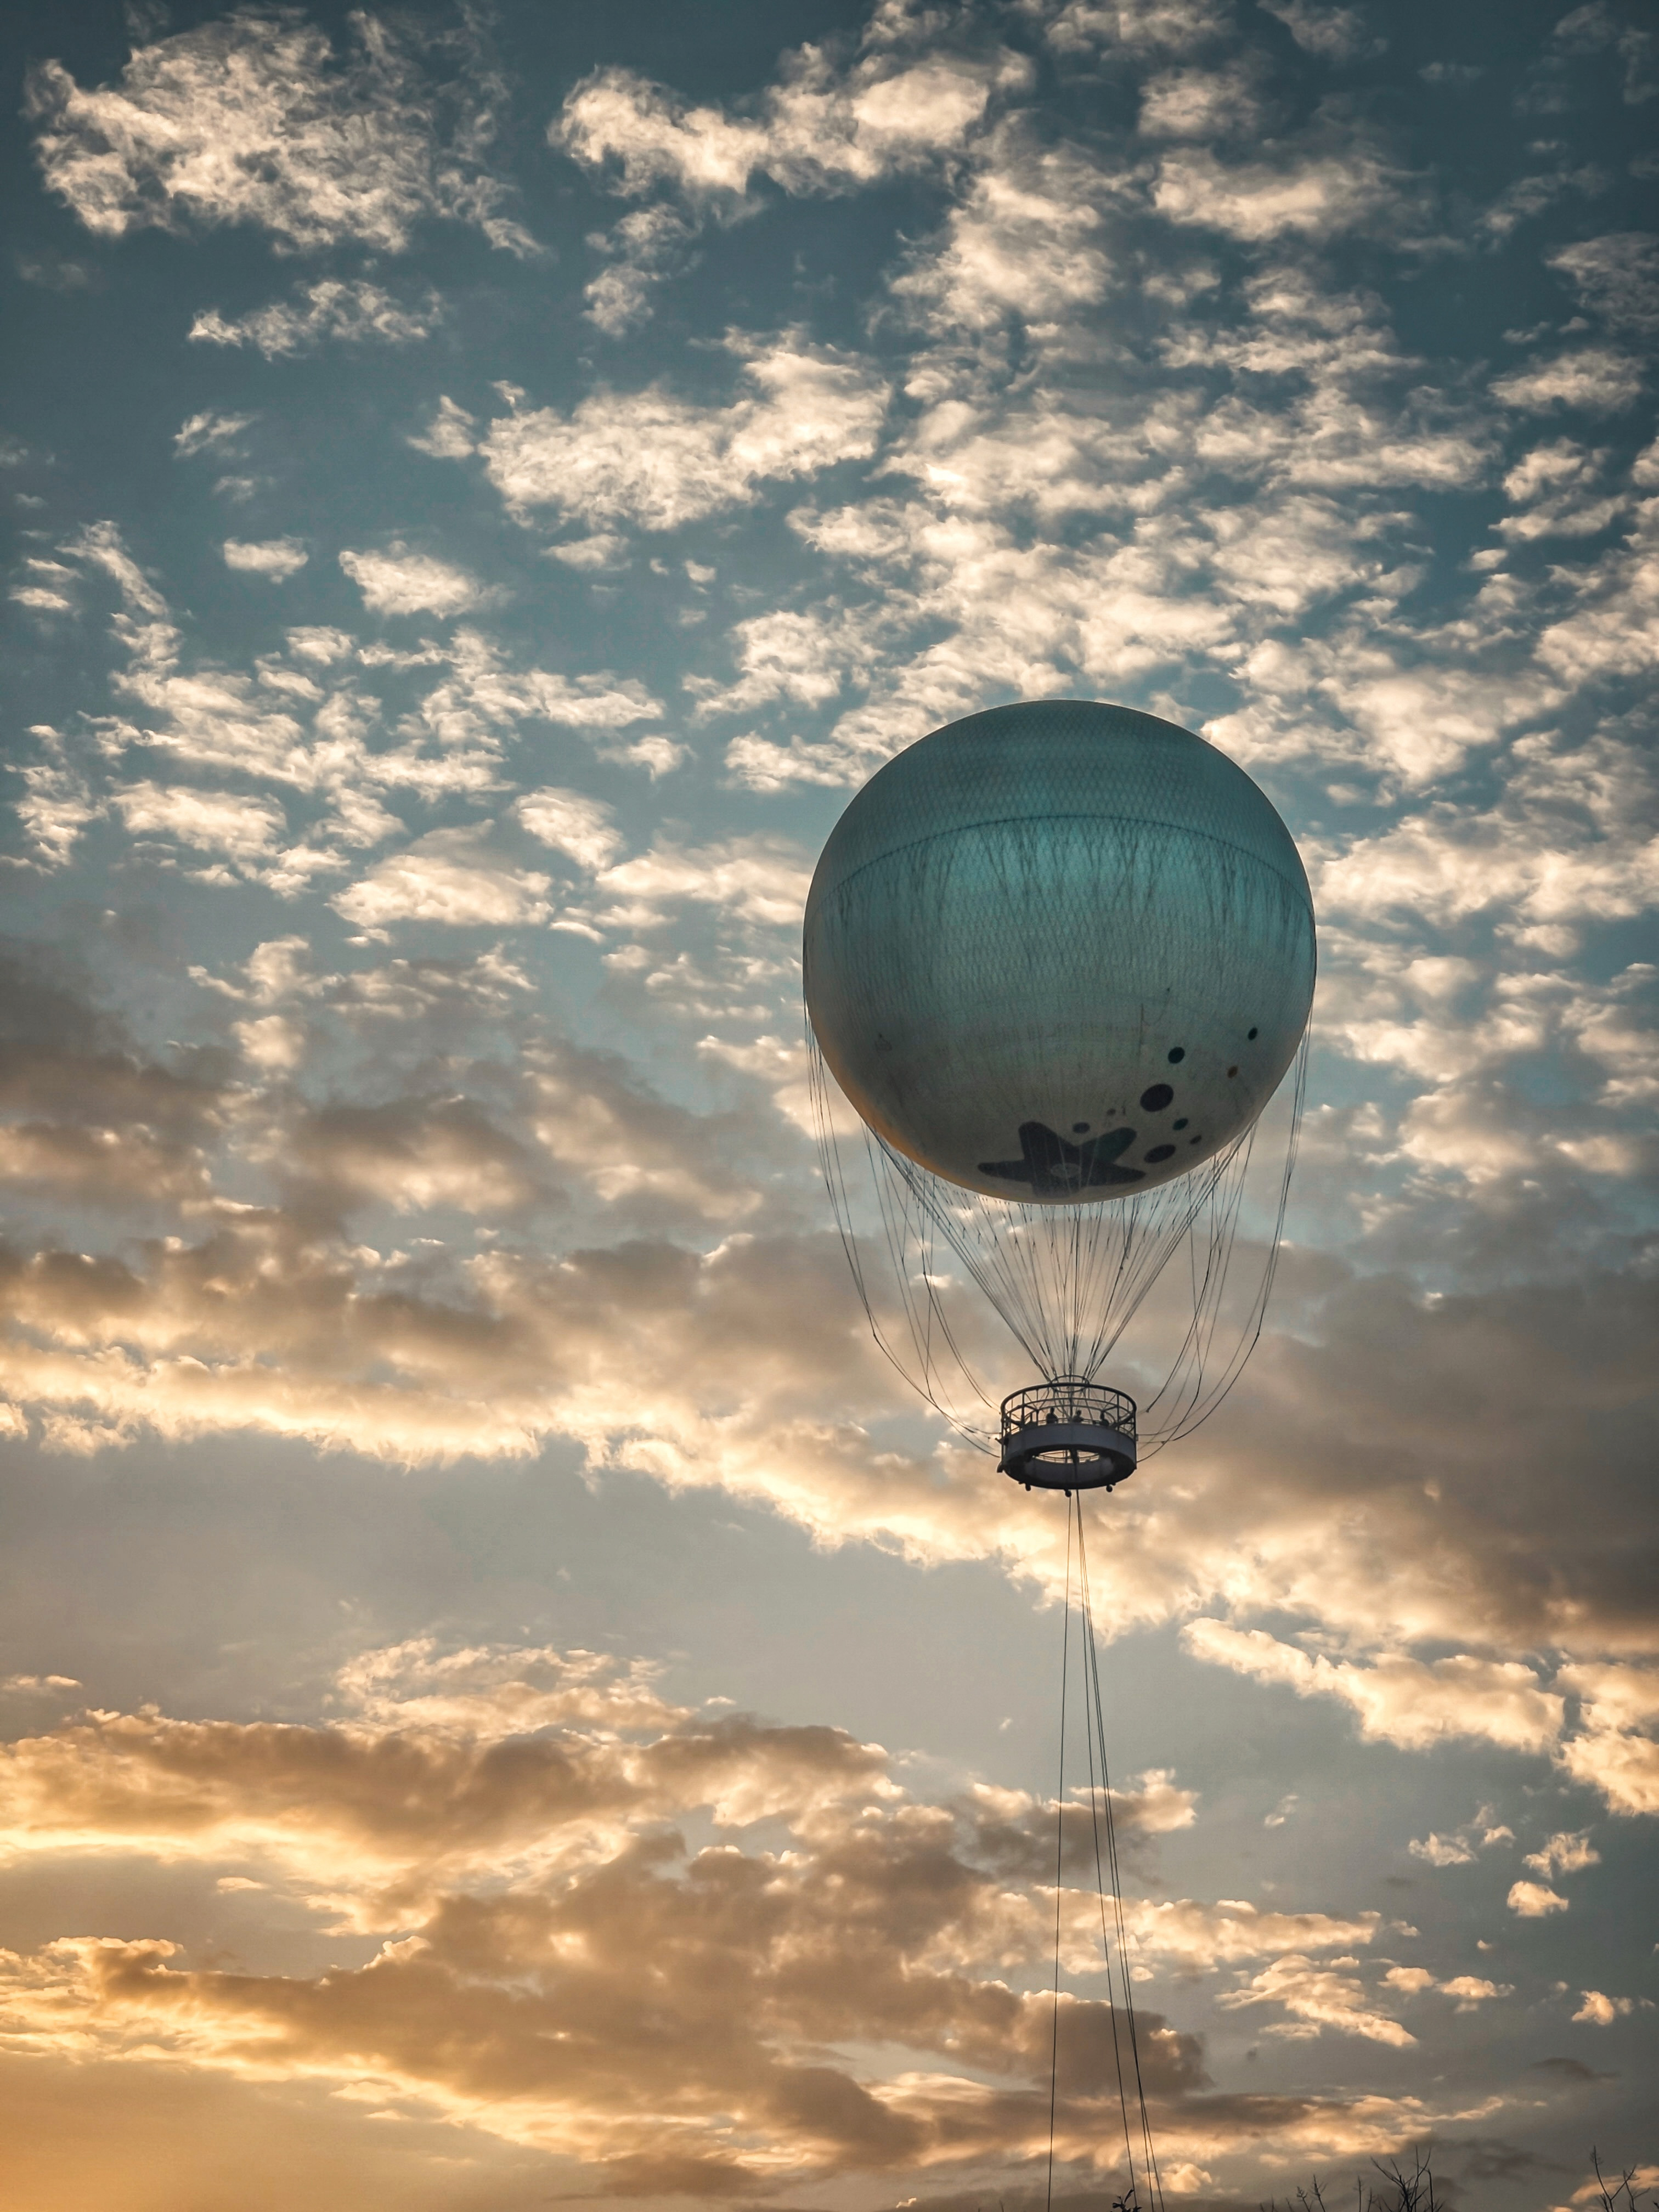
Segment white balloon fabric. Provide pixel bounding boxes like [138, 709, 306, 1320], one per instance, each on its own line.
[804, 700, 1316, 1204]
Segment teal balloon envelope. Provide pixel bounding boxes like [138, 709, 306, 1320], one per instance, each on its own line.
[804, 699, 1316, 1204]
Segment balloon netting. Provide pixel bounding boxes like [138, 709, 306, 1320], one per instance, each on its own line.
[808, 1024, 1308, 1457]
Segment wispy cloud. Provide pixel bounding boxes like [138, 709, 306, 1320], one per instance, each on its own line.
[29, 12, 534, 253]
[191, 279, 444, 357]
[472, 335, 888, 529]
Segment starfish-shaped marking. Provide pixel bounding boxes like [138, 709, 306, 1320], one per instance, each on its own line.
[978, 1121, 1143, 1193]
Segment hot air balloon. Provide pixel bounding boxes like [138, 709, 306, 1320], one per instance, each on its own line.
[804, 698, 1315, 1490]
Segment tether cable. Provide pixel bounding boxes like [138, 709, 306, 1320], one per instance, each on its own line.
[1046, 1502, 1073, 2212]
[1076, 1502, 1142, 2202]
[1075, 1496, 1166, 2212]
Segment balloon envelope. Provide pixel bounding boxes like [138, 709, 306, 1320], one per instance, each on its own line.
[804, 700, 1316, 1203]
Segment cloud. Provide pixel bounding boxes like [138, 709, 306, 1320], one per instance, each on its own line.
[27, 12, 532, 254]
[1436, 1975, 1510, 2006]
[114, 781, 287, 864]
[411, 628, 664, 740]
[1377, 1966, 1511, 2015]
[1554, 1663, 1659, 1814]
[0, 948, 227, 1212]
[580, 202, 698, 336]
[290, 1099, 550, 1218]
[1491, 347, 1645, 414]
[516, 789, 625, 872]
[173, 410, 256, 459]
[1316, 731, 1659, 933]
[610, 733, 690, 778]
[1505, 1880, 1568, 1917]
[338, 1638, 689, 1737]
[1304, 656, 1548, 788]
[555, 48, 1013, 208]
[544, 531, 628, 571]
[1215, 1956, 1415, 2046]
[554, 35, 1030, 336]
[1119, 1897, 1380, 1973]
[591, 836, 814, 932]
[408, 396, 479, 460]
[339, 546, 484, 618]
[0, 1116, 1645, 1699]
[1408, 1832, 1474, 1867]
[1181, 1622, 1565, 1753]
[0, 1637, 1448, 2190]
[10, 16, 1659, 2186]
[1259, 0, 1386, 61]
[1153, 143, 1425, 242]
[1381, 1969, 1516, 2016]
[190, 279, 443, 358]
[0, 1646, 887, 1896]
[1476, 162, 1608, 246]
[688, 601, 894, 721]
[65, 517, 167, 614]
[475, 335, 888, 529]
[718, 245, 1495, 790]
[1036, 0, 1232, 57]
[1138, 63, 1267, 140]
[1572, 1989, 1639, 2023]
[223, 539, 308, 580]
[555, 22, 1013, 340]
[0, 935, 1652, 1730]
[1548, 1, 1658, 105]
[1522, 1829, 1599, 1878]
[1407, 1809, 1513, 1866]
[27, 525, 673, 901]
[1548, 233, 1659, 336]
[1536, 526, 1659, 690]
[1494, 438, 1626, 541]
[888, 136, 1115, 337]
[0, 1122, 211, 1208]
[331, 828, 552, 933]
[524, 1040, 766, 1221]
[7, 847, 1652, 1743]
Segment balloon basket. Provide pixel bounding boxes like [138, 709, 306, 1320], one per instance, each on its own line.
[998, 1379, 1137, 1492]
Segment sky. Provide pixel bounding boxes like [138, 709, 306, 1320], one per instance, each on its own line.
[0, 0, 1656, 2207]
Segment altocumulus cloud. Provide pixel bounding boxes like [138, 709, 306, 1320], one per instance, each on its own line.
[222, 538, 308, 579]
[332, 826, 552, 932]
[338, 545, 485, 617]
[26, 9, 535, 253]
[191, 278, 445, 357]
[457, 334, 890, 531]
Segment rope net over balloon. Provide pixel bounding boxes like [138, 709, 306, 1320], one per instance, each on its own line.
[807, 1024, 1308, 1458]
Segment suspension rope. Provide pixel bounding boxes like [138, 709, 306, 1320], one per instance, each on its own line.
[807, 1019, 1307, 1459]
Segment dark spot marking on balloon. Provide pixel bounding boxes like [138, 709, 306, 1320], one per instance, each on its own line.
[1167, 1046, 1185, 1063]
[1073, 1122, 1090, 1134]
[1227, 1065, 1238, 1077]
[978, 1121, 1144, 1193]
[1248, 1026, 1259, 1040]
[1144, 1143, 1176, 1163]
[1189, 1135, 1201, 1144]
[1173, 1118, 1188, 1130]
[1139, 1082, 1174, 1113]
